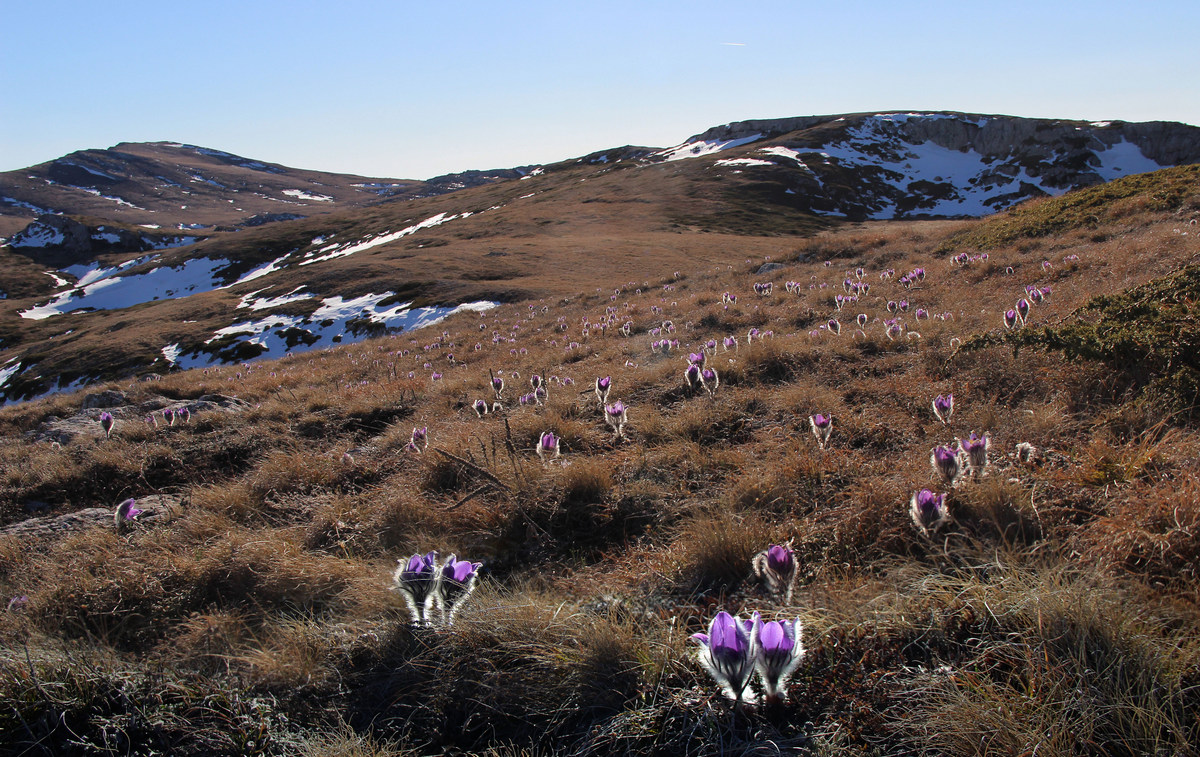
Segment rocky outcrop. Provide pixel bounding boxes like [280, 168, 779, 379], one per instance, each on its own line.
[7, 214, 203, 267]
[25, 393, 250, 446]
[0, 494, 183, 538]
[667, 112, 1200, 220]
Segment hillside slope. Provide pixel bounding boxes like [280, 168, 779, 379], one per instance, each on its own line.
[1, 112, 1197, 403]
[0, 165, 1197, 755]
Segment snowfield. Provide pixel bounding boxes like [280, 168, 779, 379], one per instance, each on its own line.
[180, 296, 498, 368]
[20, 257, 231, 319]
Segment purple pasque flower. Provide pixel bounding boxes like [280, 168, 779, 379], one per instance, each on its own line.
[114, 498, 143, 532]
[857, 313, 868, 328]
[409, 426, 428, 453]
[177, 407, 190, 423]
[431, 371, 443, 381]
[684, 363, 703, 391]
[163, 408, 176, 426]
[960, 432, 990, 476]
[536, 430, 561, 462]
[1016, 298, 1030, 322]
[910, 489, 950, 537]
[605, 401, 628, 438]
[826, 318, 841, 335]
[437, 554, 483, 624]
[887, 300, 898, 313]
[754, 615, 805, 704]
[932, 394, 954, 425]
[691, 611, 759, 702]
[99, 412, 115, 438]
[931, 444, 963, 486]
[688, 351, 706, 367]
[473, 399, 490, 418]
[1003, 309, 1019, 330]
[491, 376, 505, 398]
[595, 376, 612, 405]
[886, 322, 904, 341]
[701, 366, 719, 396]
[752, 543, 797, 602]
[723, 335, 738, 352]
[809, 414, 832, 449]
[393, 551, 440, 625]
[530, 374, 543, 391]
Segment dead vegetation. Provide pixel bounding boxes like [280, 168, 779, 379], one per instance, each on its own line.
[1, 167, 1199, 755]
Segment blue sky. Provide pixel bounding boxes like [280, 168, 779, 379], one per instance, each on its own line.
[2, 0, 1197, 180]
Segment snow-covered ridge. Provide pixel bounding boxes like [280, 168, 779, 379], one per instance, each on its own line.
[668, 112, 1180, 219]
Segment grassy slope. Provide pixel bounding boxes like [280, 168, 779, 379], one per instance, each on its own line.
[0, 155, 824, 399]
[0, 168, 1198, 755]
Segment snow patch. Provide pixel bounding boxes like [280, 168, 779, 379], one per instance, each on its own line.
[227, 252, 293, 286]
[1091, 139, 1165, 181]
[1, 196, 56, 214]
[11, 224, 65, 248]
[282, 189, 334, 202]
[20, 257, 230, 320]
[0, 359, 21, 390]
[178, 296, 499, 369]
[238, 287, 314, 310]
[655, 133, 764, 162]
[715, 158, 774, 167]
[299, 212, 470, 266]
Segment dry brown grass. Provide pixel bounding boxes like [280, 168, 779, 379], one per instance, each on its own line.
[1, 183, 1199, 753]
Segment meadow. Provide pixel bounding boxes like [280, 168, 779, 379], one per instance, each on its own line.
[1, 166, 1198, 756]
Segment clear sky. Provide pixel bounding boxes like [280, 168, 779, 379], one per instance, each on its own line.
[2, 0, 1197, 181]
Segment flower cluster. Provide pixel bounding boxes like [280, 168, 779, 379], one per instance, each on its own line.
[692, 611, 805, 705]
[392, 551, 483, 626]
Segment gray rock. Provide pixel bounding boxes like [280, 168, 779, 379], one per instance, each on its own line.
[82, 389, 127, 409]
[756, 262, 785, 274]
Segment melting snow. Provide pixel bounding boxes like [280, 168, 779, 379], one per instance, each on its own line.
[57, 160, 119, 182]
[0, 359, 21, 390]
[655, 133, 764, 162]
[227, 252, 293, 286]
[161, 343, 181, 365]
[1091, 139, 1165, 181]
[12, 224, 65, 248]
[300, 212, 470, 266]
[1, 196, 56, 214]
[20, 257, 231, 320]
[715, 158, 774, 167]
[178, 296, 499, 369]
[282, 189, 334, 202]
[238, 287, 314, 310]
[75, 187, 144, 209]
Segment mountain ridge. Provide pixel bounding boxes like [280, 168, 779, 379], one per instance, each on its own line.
[1, 111, 1197, 403]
